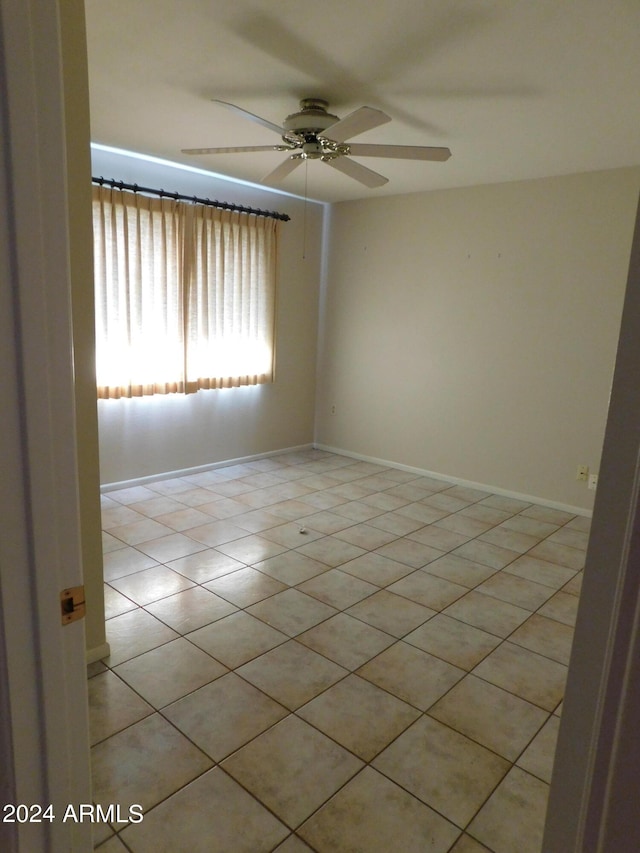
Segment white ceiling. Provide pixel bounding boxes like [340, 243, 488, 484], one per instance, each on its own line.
[85, 0, 640, 203]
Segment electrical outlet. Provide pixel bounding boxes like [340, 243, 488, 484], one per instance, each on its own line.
[576, 465, 589, 481]
[588, 473, 598, 490]
[330, 405, 336, 415]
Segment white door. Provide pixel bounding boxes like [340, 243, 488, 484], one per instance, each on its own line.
[0, 0, 92, 850]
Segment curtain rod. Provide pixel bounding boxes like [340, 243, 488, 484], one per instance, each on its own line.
[91, 176, 290, 222]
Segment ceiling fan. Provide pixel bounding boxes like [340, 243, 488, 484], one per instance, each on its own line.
[182, 98, 451, 188]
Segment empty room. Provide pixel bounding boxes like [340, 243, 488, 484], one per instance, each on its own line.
[3, 1, 640, 852]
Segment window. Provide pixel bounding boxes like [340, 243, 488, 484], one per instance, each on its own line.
[92, 186, 278, 399]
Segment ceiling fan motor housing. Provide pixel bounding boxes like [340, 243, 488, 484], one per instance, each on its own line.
[283, 98, 339, 137]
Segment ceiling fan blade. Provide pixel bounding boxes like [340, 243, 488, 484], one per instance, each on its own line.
[212, 99, 285, 136]
[347, 143, 452, 162]
[325, 156, 388, 189]
[181, 145, 286, 155]
[262, 156, 303, 186]
[322, 106, 391, 142]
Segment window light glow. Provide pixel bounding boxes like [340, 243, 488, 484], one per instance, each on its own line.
[90, 143, 318, 204]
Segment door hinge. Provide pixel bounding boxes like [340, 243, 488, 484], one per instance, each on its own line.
[60, 585, 86, 625]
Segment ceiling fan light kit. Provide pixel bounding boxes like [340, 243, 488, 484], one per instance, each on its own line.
[182, 98, 451, 189]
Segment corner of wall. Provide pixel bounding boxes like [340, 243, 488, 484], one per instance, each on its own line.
[312, 201, 333, 445]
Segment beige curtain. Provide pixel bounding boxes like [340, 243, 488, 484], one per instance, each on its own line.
[92, 186, 278, 399]
[186, 205, 278, 391]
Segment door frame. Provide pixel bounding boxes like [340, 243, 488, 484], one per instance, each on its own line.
[544, 194, 640, 851]
[0, 0, 92, 849]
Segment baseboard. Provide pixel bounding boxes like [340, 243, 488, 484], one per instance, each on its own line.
[100, 439, 592, 517]
[313, 443, 593, 518]
[86, 642, 110, 664]
[101, 443, 315, 492]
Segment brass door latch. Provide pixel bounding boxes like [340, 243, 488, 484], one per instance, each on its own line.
[60, 585, 86, 625]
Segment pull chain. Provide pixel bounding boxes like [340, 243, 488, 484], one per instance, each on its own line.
[302, 158, 308, 260]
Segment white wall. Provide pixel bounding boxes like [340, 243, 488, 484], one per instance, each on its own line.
[316, 168, 640, 510]
[92, 148, 325, 484]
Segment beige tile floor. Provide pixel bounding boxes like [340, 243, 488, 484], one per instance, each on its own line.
[90, 449, 587, 852]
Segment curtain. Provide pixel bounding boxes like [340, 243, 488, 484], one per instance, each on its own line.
[92, 186, 278, 399]
[187, 206, 278, 391]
